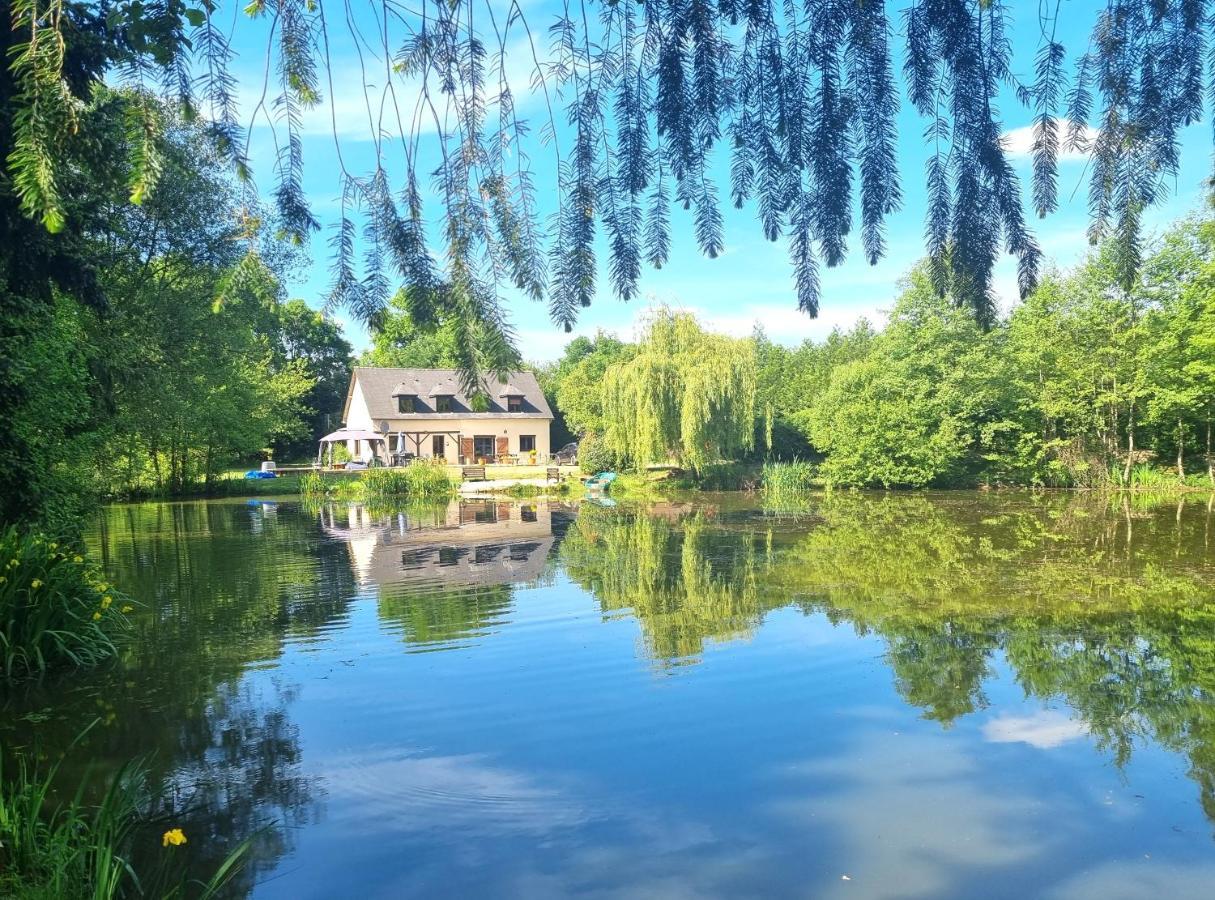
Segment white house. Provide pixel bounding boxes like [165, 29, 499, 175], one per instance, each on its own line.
[338, 367, 554, 464]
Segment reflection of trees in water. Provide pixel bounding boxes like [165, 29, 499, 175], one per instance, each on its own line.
[564, 493, 1215, 828]
[3, 500, 360, 893]
[378, 583, 516, 647]
[562, 505, 772, 665]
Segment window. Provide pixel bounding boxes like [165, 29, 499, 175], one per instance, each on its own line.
[521, 505, 537, 523]
[519, 435, 536, 453]
[432, 435, 445, 457]
[473, 435, 495, 460]
[507, 395, 523, 412]
[435, 395, 453, 413]
[397, 395, 415, 413]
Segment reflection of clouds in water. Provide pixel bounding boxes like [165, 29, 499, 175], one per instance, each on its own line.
[318, 746, 770, 898]
[983, 710, 1090, 749]
[768, 729, 1046, 899]
[1042, 860, 1215, 900]
[321, 747, 589, 836]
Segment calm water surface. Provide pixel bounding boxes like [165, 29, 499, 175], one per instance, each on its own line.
[4, 492, 1215, 898]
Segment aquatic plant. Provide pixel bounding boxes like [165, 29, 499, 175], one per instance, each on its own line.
[761, 460, 817, 501]
[362, 463, 458, 501]
[0, 743, 253, 899]
[0, 526, 131, 680]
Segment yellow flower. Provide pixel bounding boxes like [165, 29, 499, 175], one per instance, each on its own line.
[92, 612, 102, 621]
[31, 579, 43, 589]
[122, 605, 133, 614]
[162, 828, 187, 847]
[101, 596, 113, 609]
[73, 555, 83, 564]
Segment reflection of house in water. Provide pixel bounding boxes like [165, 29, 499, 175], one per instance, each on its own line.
[320, 500, 566, 589]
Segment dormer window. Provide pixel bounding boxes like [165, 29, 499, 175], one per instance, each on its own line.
[397, 394, 416, 414]
[435, 395, 453, 413]
[507, 395, 523, 412]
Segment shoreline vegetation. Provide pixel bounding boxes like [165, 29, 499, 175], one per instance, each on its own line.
[0, 741, 254, 900]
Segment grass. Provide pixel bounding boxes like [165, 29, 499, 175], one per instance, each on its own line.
[0, 527, 133, 681]
[0, 733, 253, 899]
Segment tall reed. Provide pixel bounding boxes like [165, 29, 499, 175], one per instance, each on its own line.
[761, 460, 817, 498]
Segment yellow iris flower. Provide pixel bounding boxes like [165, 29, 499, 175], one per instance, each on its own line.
[162, 828, 187, 847]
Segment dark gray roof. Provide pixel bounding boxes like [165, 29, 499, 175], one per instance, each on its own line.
[347, 367, 553, 421]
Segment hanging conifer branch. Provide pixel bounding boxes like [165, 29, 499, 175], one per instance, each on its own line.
[8, 0, 1215, 369]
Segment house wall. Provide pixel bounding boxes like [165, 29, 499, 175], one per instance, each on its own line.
[343, 373, 551, 462]
[381, 418, 551, 461]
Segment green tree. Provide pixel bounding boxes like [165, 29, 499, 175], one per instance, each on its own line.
[546, 333, 635, 439]
[807, 270, 1011, 487]
[272, 300, 352, 458]
[602, 309, 756, 472]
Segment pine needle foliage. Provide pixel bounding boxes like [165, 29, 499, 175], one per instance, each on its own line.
[7, 0, 1215, 373]
[602, 307, 756, 472]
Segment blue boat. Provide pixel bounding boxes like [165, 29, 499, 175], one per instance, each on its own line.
[584, 471, 617, 492]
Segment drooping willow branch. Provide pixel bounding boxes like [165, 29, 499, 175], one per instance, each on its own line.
[5, 0, 1213, 384]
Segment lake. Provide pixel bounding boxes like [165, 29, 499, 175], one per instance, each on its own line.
[3, 492, 1215, 898]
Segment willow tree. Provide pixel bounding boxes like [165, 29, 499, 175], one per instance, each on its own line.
[602, 309, 756, 472]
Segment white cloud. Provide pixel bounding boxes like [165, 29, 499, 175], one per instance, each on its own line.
[1001, 120, 1098, 161]
[982, 709, 1089, 749]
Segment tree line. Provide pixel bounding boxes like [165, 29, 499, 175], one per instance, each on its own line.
[536, 215, 1215, 489]
[3, 94, 352, 532]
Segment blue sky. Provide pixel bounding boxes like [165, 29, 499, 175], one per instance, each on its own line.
[218, 0, 1213, 361]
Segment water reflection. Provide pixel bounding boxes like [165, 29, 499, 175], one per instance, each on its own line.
[2, 492, 1214, 897]
[313, 499, 575, 649]
[561, 493, 1215, 831]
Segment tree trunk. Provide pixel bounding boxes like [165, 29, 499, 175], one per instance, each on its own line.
[1177, 419, 1185, 480]
[1122, 399, 1135, 485]
[1207, 415, 1213, 487]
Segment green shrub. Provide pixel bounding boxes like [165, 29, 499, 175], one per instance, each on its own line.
[0, 527, 131, 680]
[300, 463, 457, 502]
[578, 433, 618, 475]
[364, 461, 457, 500]
[299, 471, 327, 497]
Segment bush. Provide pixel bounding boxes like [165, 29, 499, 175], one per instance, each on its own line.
[364, 461, 457, 500]
[578, 432, 618, 474]
[0, 527, 131, 680]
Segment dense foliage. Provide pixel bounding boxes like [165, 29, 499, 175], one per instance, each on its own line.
[601, 308, 757, 472]
[534, 214, 1215, 488]
[7, 0, 1215, 382]
[2, 98, 352, 526]
[753, 220, 1215, 488]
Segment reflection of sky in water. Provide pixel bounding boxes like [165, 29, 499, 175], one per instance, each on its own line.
[20, 495, 1215, 898]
